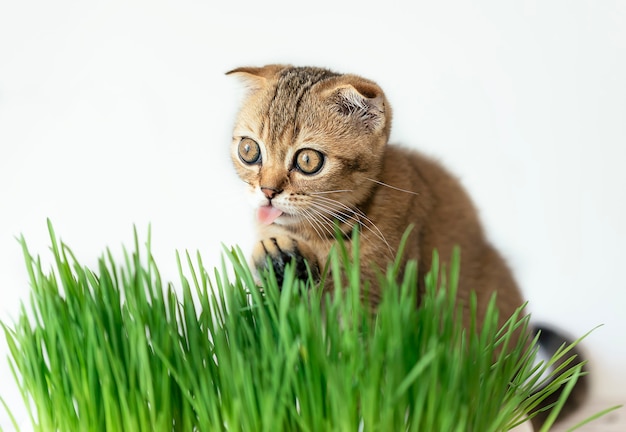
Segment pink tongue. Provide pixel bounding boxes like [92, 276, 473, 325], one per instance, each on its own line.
[257, 205, 283, 225]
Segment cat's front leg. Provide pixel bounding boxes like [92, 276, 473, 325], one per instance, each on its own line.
[252, 235, 320, 287]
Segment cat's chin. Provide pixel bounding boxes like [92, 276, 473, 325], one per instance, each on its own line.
[272, 214, 297, 226]
[266, 211, 301, 227]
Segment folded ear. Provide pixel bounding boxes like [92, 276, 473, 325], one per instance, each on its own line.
[322, 77, 387, 133]
[225, 64, 287, 91]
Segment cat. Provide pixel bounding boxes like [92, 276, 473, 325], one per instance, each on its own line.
[226, 64, 587, 427]
[227, 64, 522, 324]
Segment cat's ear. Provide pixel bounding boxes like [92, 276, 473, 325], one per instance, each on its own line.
[225, 64, 286, 91]
[323, 78, 388, 133]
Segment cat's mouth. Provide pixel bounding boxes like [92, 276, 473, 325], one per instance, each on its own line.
[258, 205, 284, 225]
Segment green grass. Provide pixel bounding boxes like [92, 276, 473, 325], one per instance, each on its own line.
[0, 221, 610, 431]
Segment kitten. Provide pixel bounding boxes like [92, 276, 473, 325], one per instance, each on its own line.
[227, 64, 522, 324]
[227, 64, 587, 427]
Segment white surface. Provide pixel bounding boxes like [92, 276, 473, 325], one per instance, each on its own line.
[1, 1, 624, 429]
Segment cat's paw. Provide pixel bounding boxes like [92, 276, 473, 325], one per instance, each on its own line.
[252, 236, 319, 287]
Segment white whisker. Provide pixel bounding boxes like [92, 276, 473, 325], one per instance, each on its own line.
[301, 208, 332, 241]
[312, 195, 361, 215]
[312, 196, 382, 232]
[300, 208, 323, 239]
[309, 201, 353, 225]
[309, 197, 394, 258]
[311, 204, 394, 261]
[305, 206, 339, 238]
[309, 189, 353, 195]
[365, 178, 419, 196]
[313, 203, 386, 248]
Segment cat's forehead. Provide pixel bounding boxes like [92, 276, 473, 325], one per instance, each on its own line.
[275, 67, 340, 90]
[231, 64, 391, 153]
[259, 67, 340, 142]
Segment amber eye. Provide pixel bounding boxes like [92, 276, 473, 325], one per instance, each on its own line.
[295, 149, 324, 175]
[238, 138, 261, 164]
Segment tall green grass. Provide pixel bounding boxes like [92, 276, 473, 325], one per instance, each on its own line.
[0, 222, 607, 431]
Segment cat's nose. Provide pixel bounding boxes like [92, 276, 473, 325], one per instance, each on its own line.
[261, 187, 282, 200]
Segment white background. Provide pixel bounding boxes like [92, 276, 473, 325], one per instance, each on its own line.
[1, 0, 624, 429]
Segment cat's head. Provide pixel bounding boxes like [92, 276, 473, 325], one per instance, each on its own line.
[227, 64, 392, 234]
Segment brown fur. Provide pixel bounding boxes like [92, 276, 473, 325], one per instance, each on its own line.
[227, 64, 523, 327]
[227, 65, 586, 427]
